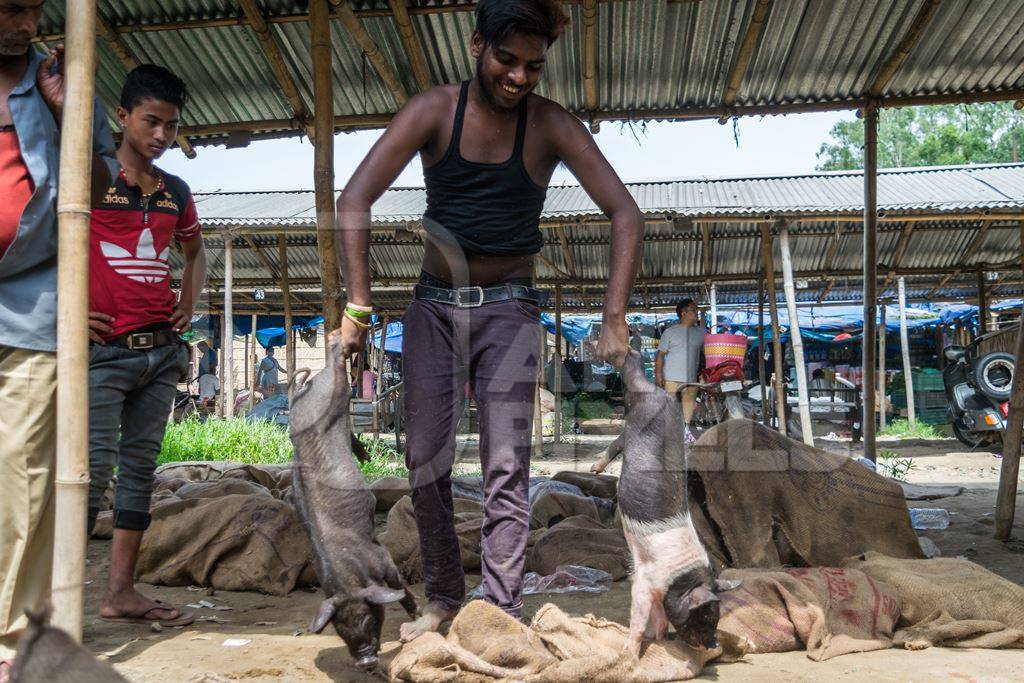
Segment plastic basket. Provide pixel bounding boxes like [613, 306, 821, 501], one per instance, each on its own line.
[704, 333, 748, 368]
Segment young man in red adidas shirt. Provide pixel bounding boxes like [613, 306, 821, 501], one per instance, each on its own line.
[86, 65, 206, 628]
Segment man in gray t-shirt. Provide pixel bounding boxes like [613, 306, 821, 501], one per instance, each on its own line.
[656, 299, 705, 426]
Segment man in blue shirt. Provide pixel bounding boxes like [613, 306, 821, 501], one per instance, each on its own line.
[0, 2, 116, 676]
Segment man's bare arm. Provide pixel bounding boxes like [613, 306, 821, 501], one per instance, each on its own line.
[655, 351, 665, 387]
[549, 107, 643, 365]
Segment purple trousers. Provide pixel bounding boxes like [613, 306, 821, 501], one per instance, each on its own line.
[402, 296, 540, 616]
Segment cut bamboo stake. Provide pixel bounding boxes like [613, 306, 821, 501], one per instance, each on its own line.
[898, 278, 916, 425]
[280, 237, 294, 401]
[554, 285, 563, 443]
[52, 0, 96, 640]
[862, 104, 879, 463]
[779, 223, 813, 445]
[310, 0, 342, 340]
[994, 220, 1024, 539]
[761, 222, 787, 436]
[758, 277, 768, 425]
[224, 239, 235, 418]
[879, 304, 887, 430]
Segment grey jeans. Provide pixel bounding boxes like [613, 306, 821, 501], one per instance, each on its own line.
[87, 342, 188, 533]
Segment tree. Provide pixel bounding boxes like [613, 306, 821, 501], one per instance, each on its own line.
[816, 102, 1024, 171]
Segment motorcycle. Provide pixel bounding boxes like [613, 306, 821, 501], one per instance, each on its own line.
[695, 359, 749, 425]
[943, 340, 1014, 448]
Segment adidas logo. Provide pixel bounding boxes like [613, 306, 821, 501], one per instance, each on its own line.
[100, 228, 170, 284]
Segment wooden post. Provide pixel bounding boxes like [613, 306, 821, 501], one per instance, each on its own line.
[711, 286, 720, 331]
[994, 221, 1024, 540]
[534, 326, 544, 455]
[758, 277, 768, 425]
[224, 238, 235, 418]
[761, 222, 787, 436]
[779, 222, 813, 445]
[280, 237, 294, 401]
[978, 268, 988, 336]
[554, 285, 563, 443]
[373, 317, 389, 441]
[249, 314, 258, 412]
[51, 0, 96, 640]
[218, 315, 226, 417]
[898, 277, 916, 425]
[879, 303, 887, 430]
[310, 0, 342, 339]
[862, 104, 879, 463]
[243, 332, 249, 390]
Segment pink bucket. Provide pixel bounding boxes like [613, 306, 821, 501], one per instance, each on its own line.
[703, 332, 748, 368]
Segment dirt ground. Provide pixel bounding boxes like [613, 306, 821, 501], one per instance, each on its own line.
[82, 435, 1024, 682]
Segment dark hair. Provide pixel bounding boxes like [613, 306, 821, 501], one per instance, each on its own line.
[475, 0, 569, 47]
[676, 299, 695, 318]
[120, 64, 190, 112]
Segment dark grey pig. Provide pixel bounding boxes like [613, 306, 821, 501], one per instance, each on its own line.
[11, 608, 128, 683]
[289, 341, 417, 671]
[616, 351, 738, 657]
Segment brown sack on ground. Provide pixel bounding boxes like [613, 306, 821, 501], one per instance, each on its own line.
[717, 567, 900, 661]
[135, 494, 314, 595]
[388, 600, 738, 682]
[174, 478, 273, 500]
[527, 515, 630, 580]
[371, 476, 411, 512]
[551, 471, 619, 500]
[155, 461, 292, 497]
[690, 420, 924, 568]
[529, 491, 601, 530]
[379, 495, 483, 584]
[843, 552, 1024, 649]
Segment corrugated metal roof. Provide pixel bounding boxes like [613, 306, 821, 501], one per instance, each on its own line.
[173, 163, 1024, 314]
[38, 0, 1024, 145]
[191, 162, 1024, 227]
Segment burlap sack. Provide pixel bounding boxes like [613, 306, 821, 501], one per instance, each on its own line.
[529, 490, 601, 530]
[717, 567, 900, 661]
[527, 516, 630, 580]
[371, 476, 412, 512]
[843, 552, 1024, 649]
[135, 494, 314, 595]
[379, 495, 483, 583]
[155, 461, 292, 498]
[174, 479, 273, 500]
[388, 600, 738, 682]
[551, 471, 619, 500]
[690, 420, 924, 567]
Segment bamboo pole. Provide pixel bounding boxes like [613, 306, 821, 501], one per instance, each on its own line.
[224, 239, 235, 418]
[554, 285, 563, 443]
[373, 317, 389, 441]
[243, 332, 249, 392]
[249, 314, 259, 412]
[709, 283, 718, 332]
[758, 277, 768, 425]
[994, 220, 1024, 540]
[280, 237, 294, 401]
[898, 277, 916, 425]
[978, 268, 988, 335]
[879, 303, 887, 430]
[862, 104, 879, 463]
[51, 0, 96, 640]
[779, 222, 813, 445]
[310, 0, 342, 340]
[761, 223, 787, 436]
[218, 315, 226, 416]
[534, 327, 545, 455]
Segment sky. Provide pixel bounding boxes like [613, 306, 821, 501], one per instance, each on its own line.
[159, 110, 856, 193]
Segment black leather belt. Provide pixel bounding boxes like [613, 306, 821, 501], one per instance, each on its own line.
[414, 283, 545, 308]
[102, 328, 179, 350]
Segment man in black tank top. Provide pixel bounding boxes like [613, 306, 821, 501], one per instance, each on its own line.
[333, 0, 643, 640]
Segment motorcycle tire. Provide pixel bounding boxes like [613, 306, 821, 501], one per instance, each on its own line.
[724, 394, 746, 420]
[971, 352, 1015, 401]
[952, 421, 994, 449]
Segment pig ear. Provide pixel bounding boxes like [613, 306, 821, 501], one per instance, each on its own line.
[309, 598, 337, 634]
[715, 578, 742, 593]
[356, 585, 406, 605]
[685, 584, 719, 610]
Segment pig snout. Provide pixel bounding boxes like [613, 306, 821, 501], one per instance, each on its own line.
[354, 651, 379, 672]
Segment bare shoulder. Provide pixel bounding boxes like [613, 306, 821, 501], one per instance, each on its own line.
[393, 84, 458, 130]
[528, 93, 583, 131]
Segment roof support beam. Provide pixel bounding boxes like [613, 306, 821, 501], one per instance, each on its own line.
[556, 225, 577, 277]
[582, 0, 598, 114]
[701, 221, 712, 281]
[816, 222, 845, 303]
[719, 0, 773, 120]
[881, 222, 915, 292]
[95, 15, 196, 158]
[241, 234, 304, 306]
[868, 0, 942, 97]
[331, 0, 409, 107]
[237, 0, 312, 136]
[926, 221, 991, 297]
[388, 0, 432, 92]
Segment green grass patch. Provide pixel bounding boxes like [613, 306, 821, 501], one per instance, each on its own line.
[880, 418, 944, 440]
[571, 398, 614, 421]
[160, 417, 408, 482]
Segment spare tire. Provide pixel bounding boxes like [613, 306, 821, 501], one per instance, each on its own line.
[972, 351, 1015, 401]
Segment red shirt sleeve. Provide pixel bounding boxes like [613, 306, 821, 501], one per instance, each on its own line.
[175, 195, 201, 242]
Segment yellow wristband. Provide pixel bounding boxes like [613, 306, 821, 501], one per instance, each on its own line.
[345, 302, 374, 313]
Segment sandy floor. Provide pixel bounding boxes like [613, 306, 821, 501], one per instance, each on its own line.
[80, 435, 1024, 682]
